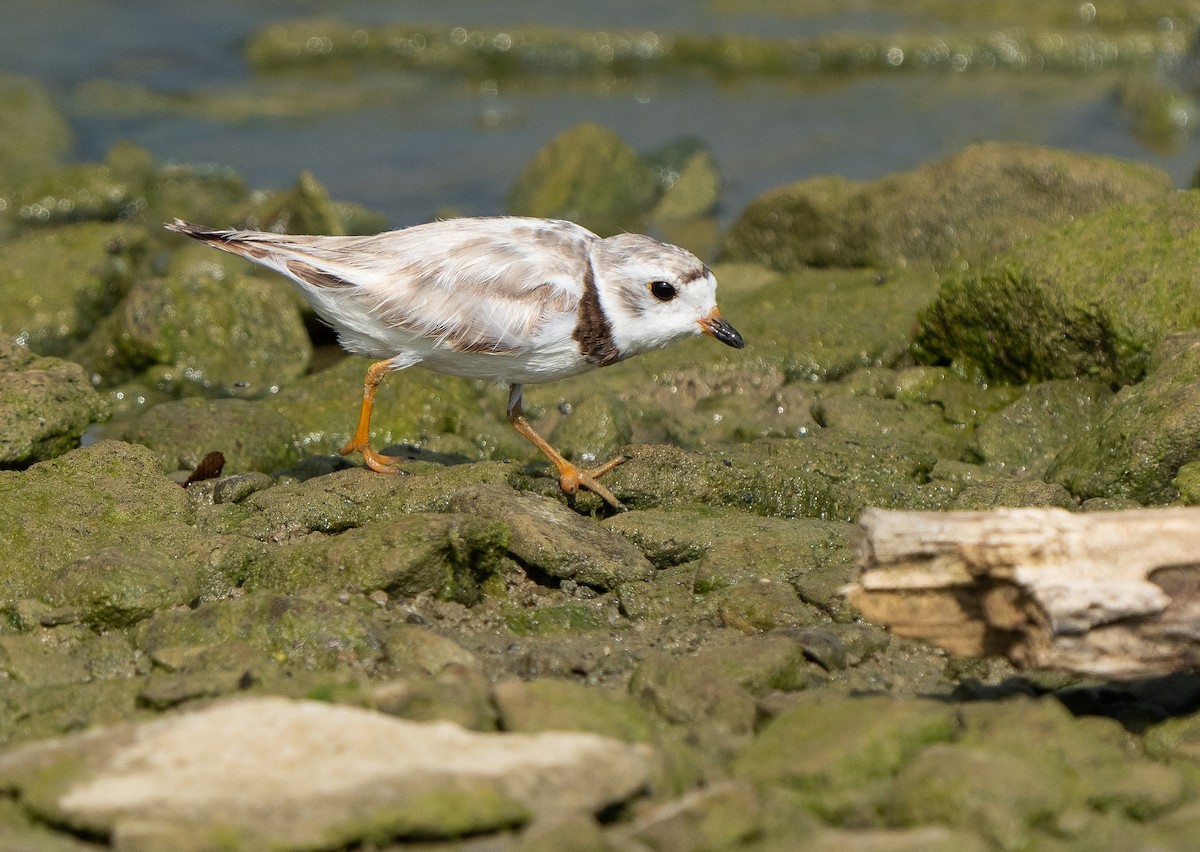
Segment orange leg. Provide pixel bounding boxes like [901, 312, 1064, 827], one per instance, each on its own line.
[507, 384, 628, 511]
[341, 359, 403, 473]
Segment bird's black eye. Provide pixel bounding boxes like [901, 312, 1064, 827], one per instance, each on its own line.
[649, 280, 677, 302]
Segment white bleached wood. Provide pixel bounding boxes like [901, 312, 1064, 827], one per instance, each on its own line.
[848, 507, 1200, 678]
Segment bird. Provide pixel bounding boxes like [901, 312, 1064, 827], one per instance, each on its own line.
[166, 216, 744, 510]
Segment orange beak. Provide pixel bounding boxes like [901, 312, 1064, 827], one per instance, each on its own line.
[698, 307, 744, 349]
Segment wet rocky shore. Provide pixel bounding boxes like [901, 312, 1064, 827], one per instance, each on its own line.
[4, 57, 1200, 850]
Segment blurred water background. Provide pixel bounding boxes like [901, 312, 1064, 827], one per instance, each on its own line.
[4, 0, 1200, 228]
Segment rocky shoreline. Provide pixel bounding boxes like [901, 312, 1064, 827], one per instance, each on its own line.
[4, 65, 1200, 849]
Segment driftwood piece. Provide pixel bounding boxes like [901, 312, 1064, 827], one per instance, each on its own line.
[848, 507, 1200, 679]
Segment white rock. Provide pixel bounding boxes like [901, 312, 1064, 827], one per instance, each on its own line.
[0, 696, 653, 850]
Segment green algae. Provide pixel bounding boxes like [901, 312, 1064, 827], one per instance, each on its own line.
[1048, 329, 1200, 503]
[76, 242, 312, 397]
[8, 142, 155, 228]
[546, 393, 633, 466]
[494, 679, 655, 742]
[1175, 461, 1200, 504]
[243, 19, 1183, 80]
[965, 378, 1114, 476]
[136, 592, 385, 671]
[0, 222, 150, 357]
[115, 397, 302, 474]
[723, 142, 1172, 272]
[0, 339, 110, 468]
[253, 513, 509, 605]
[733, 695, 960, 822]
[42, 547, 201, 631]
[448, 485, 653, 590]
[269, 355, 490, 461]
[230, 169, 389, 237]
[0, 72, 70, 199]
[0, 442, 191, 600]
[507, 122, 658, 237]
[915, 191, 1200, 385]
[505, 603, 612, 636]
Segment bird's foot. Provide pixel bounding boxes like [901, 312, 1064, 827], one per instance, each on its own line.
[557, 455, 630, 511]
[341, 440, 406, 474]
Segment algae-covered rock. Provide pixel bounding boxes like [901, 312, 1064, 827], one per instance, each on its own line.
[253, 512, 509, 605]
[75, 242, 311, 396]
[717, 265, 940, 384]
[507, 123, 658, 236]
[914, 190, 1200, 386]
[723, 142, 1172, 271]
[0, 71, 70, 197]
[948, 478, 1075, 510]
[607, 436, 959, 522]
[449, 484, 653, 590]
[733, 695, 959, 823]
[112, 354, 498, 476]
[966, 378, 1114, 477]
[0, 339, 110, 467]
[494, 679, 655, 742]
[8, 141, 154, 227]
[1048, 329, 1200, 503]
[951, 699, 1186, 828]
[606, 507, 853, 619]
[115, 396, 301, 474]
[231, 169, 388, 237]
[139, 640, 276, 710]
[140, 160, 251, 230]
[546, 393, 633, 466]
[0, 441, 191, 599]
[0, 697, 652, 848]
[649, 150, 721, 224]
[42, 546, 202, 631]
[878, 744, 1069, 847]
[137, 592, 385, 671]
[624, 780, 761, 851]
[1175, 461, 1200, 505]
[0, 628, 135, 688]
[269, 355, 491, 462]
[630, 636, 819, 741]
[0, 221, 149, 356]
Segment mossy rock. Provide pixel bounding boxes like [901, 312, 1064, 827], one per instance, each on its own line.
[113, 397, 301, 474]
[0, 441, 191, 599]
[7, 142, 155, 227]
[0, 221, 150, 357]
[1047, 329, 1200, 503]
[250, 512, 510, 605]
[136, 592, 386, 671]
[0, 339, 110, 467]
[507, 123, 657, 236]
[966, 378, 1114, 477]
[0, 71, 70, 198]
[230, 169, 388, 237]
[723, 142, 1172, 272]
[74, 242, 312, 397]
[914, 190, 1200, 386]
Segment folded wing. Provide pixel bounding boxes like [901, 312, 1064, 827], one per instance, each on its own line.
[168, 217, 592, 355]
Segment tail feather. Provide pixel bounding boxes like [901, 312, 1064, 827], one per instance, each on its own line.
[165, 219, 270, 260]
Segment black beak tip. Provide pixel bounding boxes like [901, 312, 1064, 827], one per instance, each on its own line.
[713, 320, 745, 349]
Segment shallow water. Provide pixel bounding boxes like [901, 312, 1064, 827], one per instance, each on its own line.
[4, 1, 1200, 227]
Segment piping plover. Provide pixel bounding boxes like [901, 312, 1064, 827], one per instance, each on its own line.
[167, 216, 744, 510]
